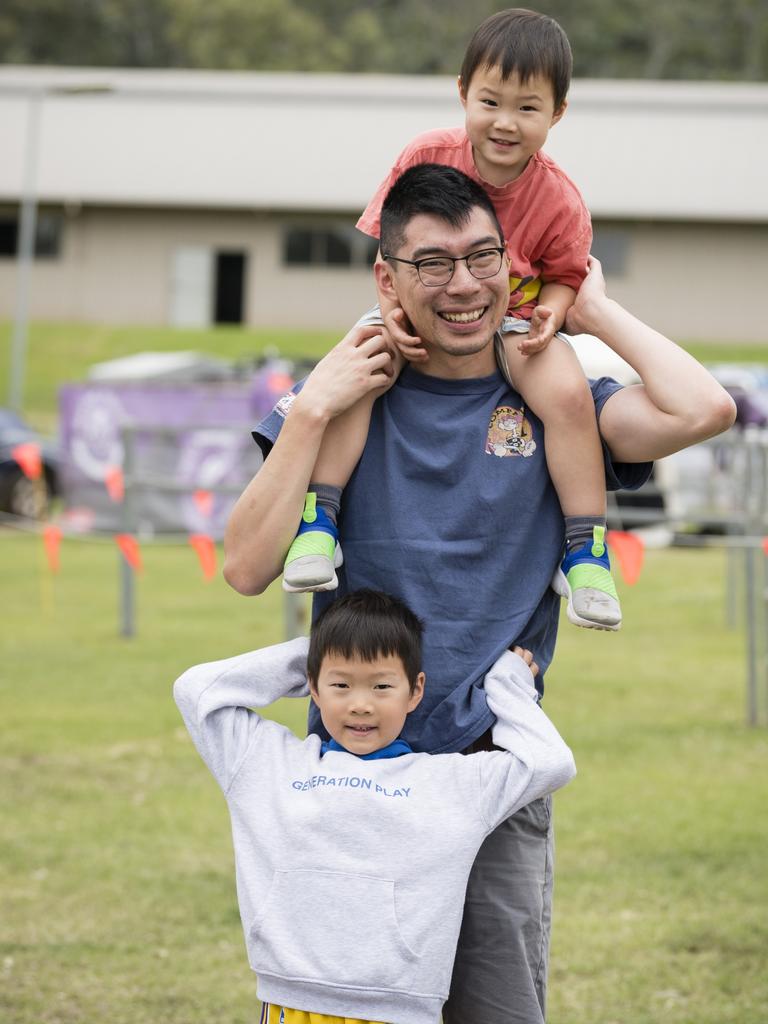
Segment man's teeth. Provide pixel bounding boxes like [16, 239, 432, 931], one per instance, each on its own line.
[441, 309, 484, 323]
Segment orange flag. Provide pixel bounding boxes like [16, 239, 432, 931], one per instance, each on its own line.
[268, 371, 294, 395]
[105, 465, 124, 503]
[42, 525, 63, 573]
[607, 530, 644, 586]
[189, 533, 217, 580]
[762, 537, 768, 556]
[192, 489, 213, 520]
[12, 442, 43, 480]
[115, 533, 142, 572]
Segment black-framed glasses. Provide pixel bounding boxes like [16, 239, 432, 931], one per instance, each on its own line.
[382, 247, 506, 287]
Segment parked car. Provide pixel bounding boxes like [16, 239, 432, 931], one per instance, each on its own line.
[0, 409, 58, 519]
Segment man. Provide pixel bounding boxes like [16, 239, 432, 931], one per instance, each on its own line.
[224, 164, 735, 1023]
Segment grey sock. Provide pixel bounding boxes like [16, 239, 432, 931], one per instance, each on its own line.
[565, 515, 606, 551]
[309, 484, 342, 527]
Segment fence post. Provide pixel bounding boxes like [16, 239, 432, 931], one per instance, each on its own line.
[284, 591, 309, 641]
[742, 432, 768, 726]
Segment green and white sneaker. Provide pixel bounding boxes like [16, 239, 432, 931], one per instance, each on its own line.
[552, 525, 622, 630]
[282, 493, 343, 593]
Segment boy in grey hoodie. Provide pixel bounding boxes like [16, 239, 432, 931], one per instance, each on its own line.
[174, 590, 575, 1024]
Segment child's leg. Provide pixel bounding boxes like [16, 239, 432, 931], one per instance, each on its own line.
[503, 330, 621, 630]
[282, 393, 376, 592]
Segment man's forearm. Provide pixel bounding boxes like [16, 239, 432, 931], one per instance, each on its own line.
[223, 400, 330, 595]
[223, 324, 395, 595]
[583, 297, 736, 461]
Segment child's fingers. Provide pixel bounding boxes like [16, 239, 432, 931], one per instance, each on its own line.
[395, 340, 429, 362]
[517, 336, 550, 355]
[512, 645, 539, 677]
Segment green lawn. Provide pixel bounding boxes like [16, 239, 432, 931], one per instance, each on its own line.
[2, 320, 767, 434]
[2, 531, 766, 1023]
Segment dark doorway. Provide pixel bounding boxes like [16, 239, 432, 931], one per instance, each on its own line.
[214, 250, 246, 324]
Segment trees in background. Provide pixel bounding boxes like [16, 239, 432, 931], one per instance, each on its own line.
[1, 0, 766, 80]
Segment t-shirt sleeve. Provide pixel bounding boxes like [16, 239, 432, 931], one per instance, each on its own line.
[537, 197, 592, 291]
[590, 376, 653, 491]
[251, 378, 307, 459]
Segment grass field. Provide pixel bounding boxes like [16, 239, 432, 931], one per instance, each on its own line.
[2, 529, 767, 1024]
[2, 320, 768, 434]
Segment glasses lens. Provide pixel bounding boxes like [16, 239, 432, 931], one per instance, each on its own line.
[417, 257, 454, 286]
[467, 249, 503, 279]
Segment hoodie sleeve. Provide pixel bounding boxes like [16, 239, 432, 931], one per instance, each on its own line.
[173, 636, 310, 793]
[474, 651, 576, 831]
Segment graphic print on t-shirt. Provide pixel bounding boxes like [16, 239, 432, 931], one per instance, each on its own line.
[486, 405, 537, 458]
[508, 272, 540, 311]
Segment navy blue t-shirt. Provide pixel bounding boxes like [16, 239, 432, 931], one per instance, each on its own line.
[255, 365, 650, 754]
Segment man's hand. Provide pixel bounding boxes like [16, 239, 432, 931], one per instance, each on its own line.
[384, 306, 428, 363]
[517, 305, 557, 355]
[563, 255, 608, 337]
[512, 646, 539, 678]
[295, 324, 394, 422]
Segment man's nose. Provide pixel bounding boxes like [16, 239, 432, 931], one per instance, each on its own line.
[446, 258, 481, 294]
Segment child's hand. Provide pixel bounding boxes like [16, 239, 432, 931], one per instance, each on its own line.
[512, 646, 539, 678]
[384, 306, 428, 363]
[517, 305, 557, 355]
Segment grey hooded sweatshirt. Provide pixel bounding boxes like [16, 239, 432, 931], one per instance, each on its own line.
[174, 639, 575, 1024]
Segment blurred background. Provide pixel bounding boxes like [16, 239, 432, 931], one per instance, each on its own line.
[1, 3, 767, 1023]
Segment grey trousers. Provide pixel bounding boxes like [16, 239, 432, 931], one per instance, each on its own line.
[442, 795, 554, 1024]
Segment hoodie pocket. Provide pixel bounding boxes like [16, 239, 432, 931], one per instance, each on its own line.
[250, 869, 419, 990]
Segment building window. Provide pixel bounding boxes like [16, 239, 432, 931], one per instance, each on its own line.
[283, 224, 378, 268]
[591, 225, 630, 277]
[0, 211, 62, 259]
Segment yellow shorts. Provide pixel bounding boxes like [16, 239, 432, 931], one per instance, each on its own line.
[261, 1003, 386, 1024]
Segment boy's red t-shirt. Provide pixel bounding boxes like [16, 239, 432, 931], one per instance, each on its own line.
[356, 126, 592, 319]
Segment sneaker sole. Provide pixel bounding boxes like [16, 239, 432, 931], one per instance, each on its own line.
[282, 545, 343, 594]
[552, 568, 622, 632]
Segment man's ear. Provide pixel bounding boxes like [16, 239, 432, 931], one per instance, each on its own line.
[374, 256, 399, 304]
[550, 98, 567, 128]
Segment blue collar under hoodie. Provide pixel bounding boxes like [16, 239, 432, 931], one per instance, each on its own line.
[174, 637, 575, 1024]
[320, 737, 413, 760]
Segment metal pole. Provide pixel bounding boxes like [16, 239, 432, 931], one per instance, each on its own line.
[284, 591, 309, 642]
[9, 91, 42, 412]
[120, 428, 136, 638]
[743, 434, 762, 726]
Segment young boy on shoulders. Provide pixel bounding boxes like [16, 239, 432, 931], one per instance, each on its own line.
[174, 589, 575, 1024]
[282, 9, 620, 632]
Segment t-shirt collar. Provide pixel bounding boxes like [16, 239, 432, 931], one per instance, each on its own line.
[321, 737, 414, 760]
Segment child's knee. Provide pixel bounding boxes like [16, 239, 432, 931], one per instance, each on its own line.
[547, 371, 595, 426]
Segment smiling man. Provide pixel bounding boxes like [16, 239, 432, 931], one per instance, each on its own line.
[223, 163, 735, 1023]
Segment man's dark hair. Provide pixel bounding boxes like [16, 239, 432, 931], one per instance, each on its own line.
[379, 163, 504, 257]
[307, 590, 424, 691]
[459, 8, 572, 112]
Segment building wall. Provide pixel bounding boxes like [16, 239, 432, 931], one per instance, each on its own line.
[0, 205, 766, 342]
[594, 219, 768, 343]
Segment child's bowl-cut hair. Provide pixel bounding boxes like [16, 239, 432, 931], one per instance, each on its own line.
[379, 163, 504, 258]
[460, 8, 572, 112]
[307, 590, 424, 691]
